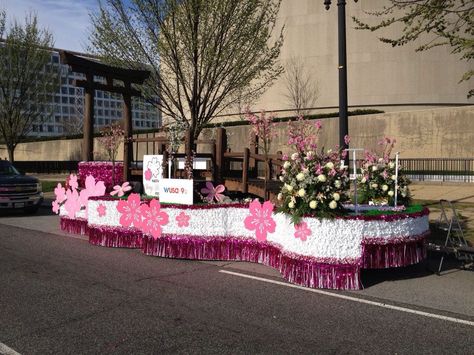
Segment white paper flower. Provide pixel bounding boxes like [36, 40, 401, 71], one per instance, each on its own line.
[382, 184, 388, 192]
[286, 184, 293, 192]
[372, 166, 378, 172]
[296, 172, 305, 181]
[371, 183, 378, 189]
[334, 180, 341, 188]
[288, 201, 295, 208]
[325, 162, 334, 170]
[317, 174, 327, 182]
[361, 177, 366, 183]
[329, 200, 337, 209]
[333, 192, 340, 201]
[298, 188, 306, 197]
[277, 193, 283, 201]
[388, 190, 394, 197]
[279, 175, 285, 182]
[291, 153, 299, 161]
[389, 162, 395, 168]
[309, 200, 318, 209]
[283, 161, 291, 169]
[391, 175, 397, 180]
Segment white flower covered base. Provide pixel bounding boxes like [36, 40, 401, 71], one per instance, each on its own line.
[59, 195, 429, 290]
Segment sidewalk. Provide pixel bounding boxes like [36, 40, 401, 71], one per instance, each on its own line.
[410, 182, 474, 204]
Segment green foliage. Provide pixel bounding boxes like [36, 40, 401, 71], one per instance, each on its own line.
[90, 0, 284, 142]
[0, 10, 59, 162]
[353, 0, 473, 98]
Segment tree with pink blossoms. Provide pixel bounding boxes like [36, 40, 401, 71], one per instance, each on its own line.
[245, 110, 277, 181]
[98, 123, 125, 186]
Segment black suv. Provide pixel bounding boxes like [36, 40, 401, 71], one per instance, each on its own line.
[0, 160, 43, 213]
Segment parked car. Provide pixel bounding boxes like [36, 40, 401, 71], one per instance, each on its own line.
[0, 160, 43, 213]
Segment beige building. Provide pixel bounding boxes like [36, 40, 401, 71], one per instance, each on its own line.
[242, 0, 473, 116]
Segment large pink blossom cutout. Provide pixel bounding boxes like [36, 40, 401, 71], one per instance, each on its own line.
[52, 200, 60, 214]
[54, 183, 66, 203]
[68, 174, 78, 191]
[244, 199, 276, 242]
[201, 182, 225, 203]
[79, 175, 107, 218]
[294, 222, 311, 241]
[176, 211, 190, 227]
[63, 189, 80, 219]
[117, 193, 143, 228]
[139, 199, 169, 239]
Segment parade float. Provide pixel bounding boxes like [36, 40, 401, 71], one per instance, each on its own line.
[53, 118, 429, 290]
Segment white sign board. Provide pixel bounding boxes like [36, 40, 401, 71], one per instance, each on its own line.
[143, 155, 163, 197]
[177, 157, 209, 170]
[159, 179, 194, 205]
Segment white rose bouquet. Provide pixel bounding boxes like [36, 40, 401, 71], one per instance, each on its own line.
[277, 119, 350, 223]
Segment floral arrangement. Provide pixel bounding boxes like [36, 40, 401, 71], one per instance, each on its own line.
[277, 118, 350, 223]
[358, 137, 411, 206]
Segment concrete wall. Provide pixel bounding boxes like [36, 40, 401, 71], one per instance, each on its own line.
[3, 106, 472, 161]
[221, 106, 474, 158]
[237, 0, 473, 115]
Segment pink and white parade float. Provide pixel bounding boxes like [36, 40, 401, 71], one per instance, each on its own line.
[54, 121, 429, 291]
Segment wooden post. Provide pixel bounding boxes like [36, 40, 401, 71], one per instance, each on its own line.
[249, 133, 257, 172]
[242, 148, 249, 194]
[215, 128, 226, 183]
[163, 150, 169, 178]
[83, 73, 94, 161]
[122, 88, 133, 182]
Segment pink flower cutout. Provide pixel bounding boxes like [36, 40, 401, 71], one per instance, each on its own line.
[79, 175, 107, 218]
[139, 199, 169, 239]
[54, 183, 66, 203]
[144, 168, 152, 181]
[110, 181, 132, 197]
[200, 182, 225, 202]
[68, 174, 78, 190]
[294, 222, 311, 242]
[244, 199, 276, 242]
[52, 200, 60, 214]
[176, 211, 190, 227]
[97, 204, 107, 217]
[117, 193, 142, 228]
[64, 189, 81, 219]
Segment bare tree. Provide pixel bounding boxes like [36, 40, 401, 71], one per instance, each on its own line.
[89, 0, 284, 144]
[0, 10, 59, 162]
[282, 57, 319, 117]
[60, 115, 84, 136]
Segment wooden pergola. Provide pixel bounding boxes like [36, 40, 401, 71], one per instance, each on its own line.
[60, 51, 151, 181]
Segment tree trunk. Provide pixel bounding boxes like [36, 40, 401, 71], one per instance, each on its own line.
[7, 145, 15, 163]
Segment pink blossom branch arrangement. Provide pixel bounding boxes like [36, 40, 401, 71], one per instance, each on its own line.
[358, 137, 411, 206]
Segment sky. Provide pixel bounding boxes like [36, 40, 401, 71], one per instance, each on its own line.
[2, 0, 99, 52]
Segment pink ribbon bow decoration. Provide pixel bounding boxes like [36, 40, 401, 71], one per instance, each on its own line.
[110, 181, 132, 197]
[200, 182, 225, 203]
